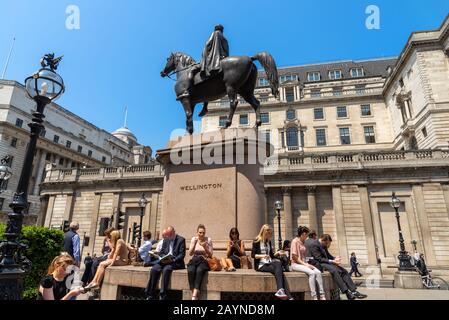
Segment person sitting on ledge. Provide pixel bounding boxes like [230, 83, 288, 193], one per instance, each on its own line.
[307, 234, 367, 300]
[290, 226, 326, 300]
[84, 230, 129, 290]
[187, 224, 213, 300]
[39, 253, 84, 300]
[145, 226, 186, 300]
[138, 230, 157, 266]
[221, 227, 246, 271]
[251, 224, 293, 300]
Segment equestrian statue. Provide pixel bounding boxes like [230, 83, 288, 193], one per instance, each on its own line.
[161, 24, 279, 134]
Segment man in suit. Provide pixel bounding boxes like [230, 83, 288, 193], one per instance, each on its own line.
[307, 234, 367, 300]
[349, 252, 362, 277]
[145, 226, 186, 300]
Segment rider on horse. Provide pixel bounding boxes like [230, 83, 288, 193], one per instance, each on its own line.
[177, 24, 229, 100]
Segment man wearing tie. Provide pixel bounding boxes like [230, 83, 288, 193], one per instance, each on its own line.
[145, 226, 186, 300]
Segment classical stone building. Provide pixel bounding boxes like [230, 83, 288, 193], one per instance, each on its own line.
[40, 15, 449, 275]
[0, 80, 151, 221]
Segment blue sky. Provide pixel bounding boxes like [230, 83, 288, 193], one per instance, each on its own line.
[1, 0, 448, 151]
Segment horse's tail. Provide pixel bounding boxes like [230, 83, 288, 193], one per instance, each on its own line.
[251, 52, 279, 98]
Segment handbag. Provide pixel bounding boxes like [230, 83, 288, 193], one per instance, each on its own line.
[207, 256, 222, 271]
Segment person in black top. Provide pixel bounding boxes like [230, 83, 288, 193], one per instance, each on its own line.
[251, 224, 293, 300]
[307, 234, 367, 300]
[349, 252, 362, 277]
[221, 227, 246, 271]
[39, 253, 83, 300]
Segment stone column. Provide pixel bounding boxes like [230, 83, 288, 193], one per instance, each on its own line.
[44, 196, 56, 227]
[332, 186, 348, 259]
[264, 188, 269, 225]
[442, 184, 449, 220]
[358, 186, 377, 265]
[150, 192, 160, 239]
[306, 186, 318, 233]
[282, 187, 293, 242]
[37, 195, 49, 227]
[87, 193, 102, 257]
[64, 192, 76, 222]
[412, 184, 437, 266]
[33, 150, 47, 195]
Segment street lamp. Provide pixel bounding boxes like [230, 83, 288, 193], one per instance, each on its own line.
[274, 200, 283, 251]
[0, 156, 12, 193]
[0, 54, 64, 300]
[137, 193, 148, 247]
[390, 192, 414, 271]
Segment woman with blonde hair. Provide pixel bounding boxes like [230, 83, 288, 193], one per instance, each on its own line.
[39, 253, 83, 300]
[85, 230, 129, 289]
[251, 224, 293, 300]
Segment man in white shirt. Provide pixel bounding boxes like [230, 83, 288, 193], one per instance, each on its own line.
[138, 231, 156, 264]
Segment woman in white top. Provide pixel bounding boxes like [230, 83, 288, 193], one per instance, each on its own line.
[187, 224, 213, 300]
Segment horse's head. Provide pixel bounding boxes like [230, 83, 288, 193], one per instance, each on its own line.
[161, 53, 176, 78]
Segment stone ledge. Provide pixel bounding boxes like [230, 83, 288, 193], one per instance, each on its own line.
[102, 265, 337, 300]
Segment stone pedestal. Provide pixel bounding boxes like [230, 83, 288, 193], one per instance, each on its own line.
[156, 129, 271, 247]
[394, 271, 423, 289]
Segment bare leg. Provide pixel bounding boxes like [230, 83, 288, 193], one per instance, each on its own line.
[91, 259, 113, 285]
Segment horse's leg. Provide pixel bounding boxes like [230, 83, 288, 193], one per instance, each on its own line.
[225, 88, 238, 128]
[241, 93, 262, 127]
[198, 102, 209, 117]
[180, 98, 195, 134]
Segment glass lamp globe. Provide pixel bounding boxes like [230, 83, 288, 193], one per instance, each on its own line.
[25, 68, 65, 101]
[274, 200, 283, 211]
[390, 193, 401, 209]
[139, 194, 148, 208]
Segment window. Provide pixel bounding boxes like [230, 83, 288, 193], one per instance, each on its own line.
[66, 140, 72, 148]
[355, 85, 366, 95]
[258, 78, 269, 87]
[337, 106, 348, 118]
[11, 137, 17, 148]
[239, 114, 248, 125]
[286, 109, 296, 120]
[260, 112, 270, 124]
[15, 118, 23, 128]
[219, 116, 227, 128]
[311, 89, 321, 97]
[77, 146, 83, 153]
[422, 127, 428, 138]
[0, 198, 4, 210]
[59, 158, 64, 165]
[45, 153, 51, 161]
[351, 68, 364, 77]
[264, 131, 271, 144]
[361, 104, 372, 116]
[286, 127, 298, 147]
[307, 72, 321, 82]
[88, 150, 93, 157]
[314, 108, 324, 120]
[102, 156, 106, 163]
[53, 135, 60, 143]
[333, 87, 342, 96]
[364, 126, 376, 144]
[40, 129, 46, 138]
[329, 70, 342, 80]
[339, 127, 351, 145]
[285, 87, 295, 102]
[316, 129, 327, 146]
[280, 74, 298, 83]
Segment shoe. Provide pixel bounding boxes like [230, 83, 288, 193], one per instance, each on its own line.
[289, 297, 295, 300]
[312, 295, 318, 300]
[84, 282, 99, 290]
[275, 289, 288, 300]
[320, 294, 327, 300]
[352, 291, 367, 299]
[192, 296, 199, 300]
[345, 291, 356, 300]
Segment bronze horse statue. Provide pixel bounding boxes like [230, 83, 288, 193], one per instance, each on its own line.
[161, 52, 279, 134]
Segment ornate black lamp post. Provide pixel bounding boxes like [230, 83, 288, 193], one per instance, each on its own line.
[0, 156, 12, 193]
[0, 54, 64, 300]
[390, 192, 414, 271]
[274, 200, 283, 251]
[137, 193, 148, 247]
